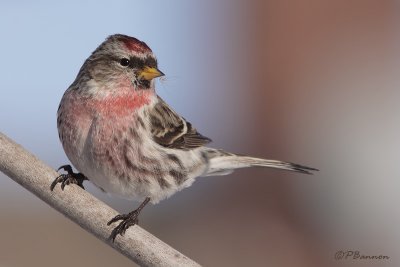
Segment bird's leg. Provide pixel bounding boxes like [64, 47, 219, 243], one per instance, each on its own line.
[51, 164, 88, 191]
[107, 197, 151, 242]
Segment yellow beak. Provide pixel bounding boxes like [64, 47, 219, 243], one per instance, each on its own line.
[138, 66, 165, 81]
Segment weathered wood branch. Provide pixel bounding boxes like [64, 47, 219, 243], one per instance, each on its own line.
[0, 132, 201, 267]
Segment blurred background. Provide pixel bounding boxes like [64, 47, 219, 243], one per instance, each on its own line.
[0, 0, 399, 266]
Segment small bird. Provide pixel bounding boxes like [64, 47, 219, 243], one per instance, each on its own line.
[52, 34, 317, 241]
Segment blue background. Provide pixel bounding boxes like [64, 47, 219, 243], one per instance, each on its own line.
[1, 1, 399, 266]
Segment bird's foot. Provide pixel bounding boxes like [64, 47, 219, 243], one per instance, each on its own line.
[107, 210, 140, 242]
[51, 164, 87, 191]
[107, 197, 150, 242]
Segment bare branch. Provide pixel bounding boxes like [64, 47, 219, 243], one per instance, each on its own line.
[0, 132, 201, 267]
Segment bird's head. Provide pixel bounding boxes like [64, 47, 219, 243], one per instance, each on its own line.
[80, 34, 164, 92]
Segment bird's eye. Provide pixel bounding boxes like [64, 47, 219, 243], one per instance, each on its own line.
[120, 58, 130, 67]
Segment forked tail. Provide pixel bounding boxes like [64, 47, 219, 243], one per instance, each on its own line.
[203, 149, 318, 176]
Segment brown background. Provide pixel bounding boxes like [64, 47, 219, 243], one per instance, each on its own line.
[1, 1, 399, 266]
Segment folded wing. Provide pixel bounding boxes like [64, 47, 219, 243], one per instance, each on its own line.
[149, 97, 212, 150]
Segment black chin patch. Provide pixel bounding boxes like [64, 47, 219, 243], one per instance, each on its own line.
[138, 79, 151, 89]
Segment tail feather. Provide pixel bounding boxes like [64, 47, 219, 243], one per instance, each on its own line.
[203, 149, 318, 176]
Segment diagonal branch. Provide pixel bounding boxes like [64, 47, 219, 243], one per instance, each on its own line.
[0, 132, 201, 267]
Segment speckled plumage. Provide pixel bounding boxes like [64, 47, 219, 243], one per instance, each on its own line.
[57, 34, 317, 206]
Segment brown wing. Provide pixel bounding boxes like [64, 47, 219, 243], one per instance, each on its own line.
[149, 97, 212, 150]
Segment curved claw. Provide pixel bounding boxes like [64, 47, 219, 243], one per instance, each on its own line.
[109, 226, 122, 242]
[57, 165, 73, 173]
[107, 211, 140, 242]
[107, 214, 127, 226]
[107, 197, 150, 242]
[50, 175, 64, 191]
[61, 175, 72, 190]
[51, 165, 87, 191]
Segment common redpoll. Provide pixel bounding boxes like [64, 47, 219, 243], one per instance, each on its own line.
[52, 34, 317, 241]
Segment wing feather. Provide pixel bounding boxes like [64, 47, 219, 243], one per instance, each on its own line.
[149, 97, 211, 150]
